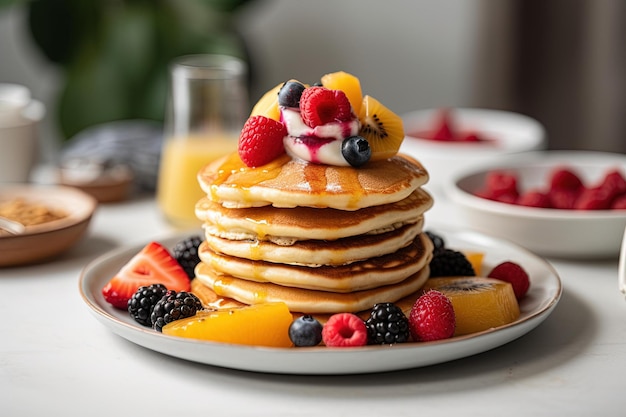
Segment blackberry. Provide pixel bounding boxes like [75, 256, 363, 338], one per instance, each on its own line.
[127, 284, 168, 326]
[151, 291, 202, 332]
[173, 235, 203, 278]
[429, 248, 475, 277]
[365, 303, 410, 344]
[425, 230, 446, 253]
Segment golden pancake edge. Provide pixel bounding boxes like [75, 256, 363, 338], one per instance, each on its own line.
[198, 152, 429, 210]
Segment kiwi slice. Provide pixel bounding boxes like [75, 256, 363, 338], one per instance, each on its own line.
[421, 276, 520, 336]
[358, 95, 404, 161]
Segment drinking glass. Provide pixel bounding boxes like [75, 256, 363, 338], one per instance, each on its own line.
[157, 54, 248, 228]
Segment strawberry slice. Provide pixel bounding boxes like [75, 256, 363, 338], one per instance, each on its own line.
[102, 242, 191, 309]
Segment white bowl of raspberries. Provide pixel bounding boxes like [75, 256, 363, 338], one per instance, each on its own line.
[400, 108, 546, 192]
[445, 150, 626, 259]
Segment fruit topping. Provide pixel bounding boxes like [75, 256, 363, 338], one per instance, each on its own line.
[128, 284, 169, 327]
[517, 190, 551, 208]
[409, 108, 489, 142]
[278, 80, 307, 108]
[162, 302, 293, 347]
[549, 167, 584, 192]
[101, 241, 191, 309]
[464, 251, 485, 276]
[320, 71, 363, 115]
[487, 261, 530, 300]
[358, 95, 404, 161]
[299, 86, 353, 128]
[429, 248, 476, 278]
[249, 82, 282, 121]
[289, 315, 324, 347]
[173, 235, 203, 279]
[341, 135, 371, 167]
[475, 171, 520, 203]
[408, 290, 456, 342]
[238, 115, 288, 167]
[151, 290, 203, 332]
[365, 302, 410, 344]
[322, 313, 368, 347]
[242, 71, 406, 167]
[421, 277, 520, 336]
[473, 165, 626, 210]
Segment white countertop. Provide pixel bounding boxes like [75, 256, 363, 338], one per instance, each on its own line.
[2, 188, 625, 417]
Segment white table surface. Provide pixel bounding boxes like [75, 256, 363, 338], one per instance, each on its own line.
[2, 186, 625, 417]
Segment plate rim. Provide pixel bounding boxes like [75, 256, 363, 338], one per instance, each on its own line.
[79, 227, 562, 375]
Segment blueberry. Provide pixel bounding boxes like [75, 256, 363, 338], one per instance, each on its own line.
[341, 135, 371, 167]
[288, 315, 323, 347]
[278, 81, 306, 107]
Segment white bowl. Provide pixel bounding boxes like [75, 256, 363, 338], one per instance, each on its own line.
[444, 150, 626, 259]
[0, 184, 97, 266]
[400, 108, 546, 191]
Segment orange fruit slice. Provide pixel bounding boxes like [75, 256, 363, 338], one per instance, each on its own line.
[421, 276, 520, 336]
[321, 71, 363, 114]
[162, 302, 293, 347]
[250, 83, 282, 121]
[463, 251, 484, 276]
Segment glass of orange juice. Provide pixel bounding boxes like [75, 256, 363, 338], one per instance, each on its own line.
[157, 54, 248, 228]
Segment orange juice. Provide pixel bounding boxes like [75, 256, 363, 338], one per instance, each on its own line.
[157, 135, 238, 227]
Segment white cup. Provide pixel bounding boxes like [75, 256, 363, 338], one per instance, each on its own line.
[0, 83, 45, 183]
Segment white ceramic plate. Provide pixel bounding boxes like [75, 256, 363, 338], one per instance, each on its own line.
[79, 227, 561, 375]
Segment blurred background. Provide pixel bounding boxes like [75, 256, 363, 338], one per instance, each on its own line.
[1, 0, 624, 166]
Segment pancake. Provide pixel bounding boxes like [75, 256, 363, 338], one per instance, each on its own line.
[197, 152, 429, 210]
[190, 278, 430, 324]
[197, 233, 433, 292]
[194, 263, 431, 314]
[197, 188, 432, 243]
[203, 218, 424, 266]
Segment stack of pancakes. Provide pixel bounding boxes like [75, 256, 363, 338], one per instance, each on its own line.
[193, 152, 434, 315]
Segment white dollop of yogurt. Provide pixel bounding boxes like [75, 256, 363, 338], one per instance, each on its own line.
[281, 108, 360, 166]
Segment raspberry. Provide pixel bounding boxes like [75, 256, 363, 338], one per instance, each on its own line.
[611, 193, 626, 209]
[476, 170, 519, 203]
[173, 235, 203, 278]
[549, 167, 583, 191]
[321, 313, 368, 347]
[517, 190, 551, 208]
[365, 303, 410, 344]
[238, 115, 287, 167]
[549, 188, 581, 209]
[429, 249, 475, 278]
[486, 171, 519, 197]
[574, 186, 613, 210]
[299, 86, 352, 128]
[599, 169, 626, 198]
[430, 108, 454, 141]
[409, 290, 456, 342]
[487, 261, 530, 300]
